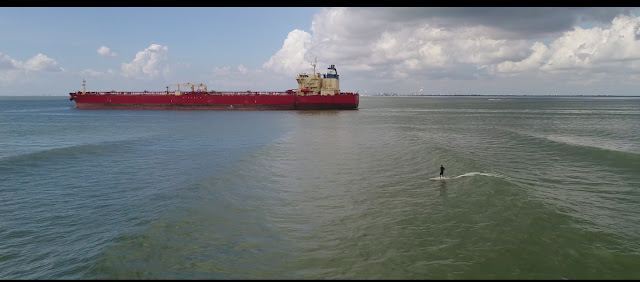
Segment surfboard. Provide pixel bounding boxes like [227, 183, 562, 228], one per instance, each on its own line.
[429, 177, 446, 181]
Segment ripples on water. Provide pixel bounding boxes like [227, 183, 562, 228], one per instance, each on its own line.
[1, 96, 639, 279]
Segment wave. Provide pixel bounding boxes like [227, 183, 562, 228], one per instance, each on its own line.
[431, 172, 504, 180]
[499, 127, 640, 157]
[2, 106, 72, 113]
[451, 171, 502, 179]
[542, 134, 639, 156]
[0, 137, 149, 171]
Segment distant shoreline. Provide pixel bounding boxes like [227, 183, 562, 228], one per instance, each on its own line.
[1, 94, 640, 98]
[363, 94, 640, 97]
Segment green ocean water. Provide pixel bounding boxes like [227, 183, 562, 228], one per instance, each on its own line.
[1, 96, 639, 279]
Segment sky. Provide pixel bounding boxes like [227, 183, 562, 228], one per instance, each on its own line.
[2, 7, 640, 96]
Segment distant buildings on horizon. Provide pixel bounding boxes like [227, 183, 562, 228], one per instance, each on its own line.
[360, 92, 640, 97]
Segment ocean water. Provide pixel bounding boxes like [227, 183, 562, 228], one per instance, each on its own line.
[1, 95, 639, 279]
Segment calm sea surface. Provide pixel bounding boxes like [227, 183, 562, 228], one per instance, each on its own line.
[1, 96, 639, 279]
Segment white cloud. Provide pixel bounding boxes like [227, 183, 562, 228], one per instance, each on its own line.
[258, 8, 640, 94]
[97, 46, 117, 57]
[23, 54, 64, 72]
[121, 44, 169, 78]
[0, 52, 63, 83]
[270, 9, 530, 76]
[260, 7, 536, 87]
[495, 14, 640, 77]
[547, 15, 640, 69]
[4, 7, 640, 96]
[0, 52, 22, 70]
[262, 29, 312, 76]
[237, 65, 248, 74]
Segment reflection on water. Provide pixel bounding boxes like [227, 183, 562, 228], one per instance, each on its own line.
[438, 181, 447, 197]
[296, 110, 340, 116]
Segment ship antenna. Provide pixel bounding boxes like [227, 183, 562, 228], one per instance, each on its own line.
[82, 79, 86, 95]
[311, 57, 317, 75]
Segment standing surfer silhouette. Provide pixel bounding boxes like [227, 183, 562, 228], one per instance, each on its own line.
[440, 165, 445, 179]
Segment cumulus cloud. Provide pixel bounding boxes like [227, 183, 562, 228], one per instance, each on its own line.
[496, 15, 640, 75]
[0, 52, 22, 70]
[262, 29, 312, 76]
[97, 46, 117, 57]
[237, 64, 248, 74]
[23, 54, 64, 72]
[259, 7, 640, 94]
[0, 52, 63, 83]
[263, 8, 532, 80]
[121, 44, 169, 78]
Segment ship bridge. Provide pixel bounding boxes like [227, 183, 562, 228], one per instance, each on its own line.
[296, 60, 341, 96]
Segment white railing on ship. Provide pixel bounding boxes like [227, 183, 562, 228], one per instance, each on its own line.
[78, 91, 295, 95]
[212, 91, 292, 95]
[76, 91, 358, 95]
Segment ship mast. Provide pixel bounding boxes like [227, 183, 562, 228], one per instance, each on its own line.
[82, 79, 86, 95]
[311, 57, 317, 75]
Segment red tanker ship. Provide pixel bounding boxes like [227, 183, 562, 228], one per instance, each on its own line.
[69, 62, 358, 110]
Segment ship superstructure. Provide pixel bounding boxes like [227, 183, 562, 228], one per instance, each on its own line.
[296, 61, 341, 96]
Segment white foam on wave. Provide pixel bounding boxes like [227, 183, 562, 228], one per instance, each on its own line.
[543, 134, 638, 155]
[429, 172, 502, 181]
[451, 172, 500, 179]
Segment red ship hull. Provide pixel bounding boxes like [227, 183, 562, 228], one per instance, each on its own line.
[69, 91, 359, 110]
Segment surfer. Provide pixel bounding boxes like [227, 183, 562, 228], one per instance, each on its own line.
[440, 165, 445, 179]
